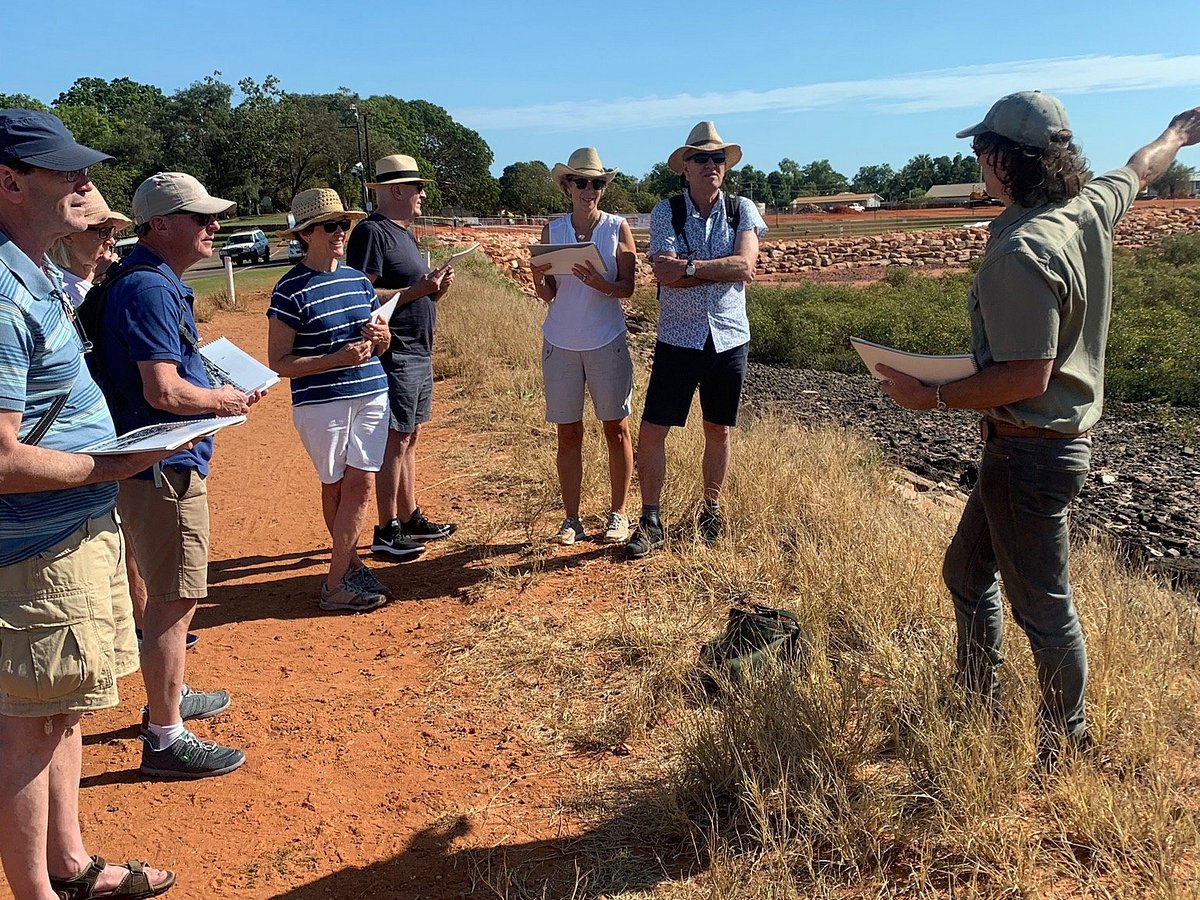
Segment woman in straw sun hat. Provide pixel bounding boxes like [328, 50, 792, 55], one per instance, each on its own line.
[48, 185, 131, 306]
[267, 188, 406, 614]
[530, 148, 638, 546]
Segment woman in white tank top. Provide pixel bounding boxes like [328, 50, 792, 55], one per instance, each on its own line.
[531, 148, 638, 546]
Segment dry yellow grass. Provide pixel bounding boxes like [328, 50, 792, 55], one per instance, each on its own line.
[435, 261, 1200, 899]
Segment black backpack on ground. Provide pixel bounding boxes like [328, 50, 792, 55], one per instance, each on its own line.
[698, 604, 812, 695]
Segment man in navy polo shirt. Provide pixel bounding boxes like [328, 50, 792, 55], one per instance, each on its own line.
[0, 109, 176, 900]
[99, 172, 262, 779]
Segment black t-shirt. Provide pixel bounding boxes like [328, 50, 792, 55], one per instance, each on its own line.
[345, 213, 435, 357]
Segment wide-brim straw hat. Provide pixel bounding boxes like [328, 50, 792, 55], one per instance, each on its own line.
[667, 121, 742, 174]
[549, 147, 618, 190]
[366, 154, 429, 188]
[282, 188, 366, 237]
[82, 186, 131, 231]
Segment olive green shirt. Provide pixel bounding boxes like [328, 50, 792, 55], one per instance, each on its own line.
[969, 166, 1139, 433]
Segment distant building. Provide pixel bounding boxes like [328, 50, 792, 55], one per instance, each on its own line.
[787, 192, 883, 212]
[924, 183, 987, 204]
[1190, 176, 1200, 197]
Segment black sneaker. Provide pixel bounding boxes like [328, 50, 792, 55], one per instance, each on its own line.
[698, 506, 723, 545]
[400, 507, 458, 542]
[370, 521, 427, 559]
[625, 517, 665, 560]
[140, 728, 246, 779]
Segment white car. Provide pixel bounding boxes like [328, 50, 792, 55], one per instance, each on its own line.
[288, 239, 304, 262]
[220, 229, 270, 266]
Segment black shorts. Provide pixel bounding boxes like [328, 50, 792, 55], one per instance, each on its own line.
[642, 336, 748, 428]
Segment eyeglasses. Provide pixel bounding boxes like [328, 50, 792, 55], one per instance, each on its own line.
[59, 167, 89, 183]
[318, 219, 353, 233]
[569, 178, 607, 191]
[687, 153, 726, 166]
[168, 211, 218, 227]
[87, 225, 115, 239]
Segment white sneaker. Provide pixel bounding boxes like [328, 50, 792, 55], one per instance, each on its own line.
[555, 517, 585, 545]
[602, 512, 630, 544]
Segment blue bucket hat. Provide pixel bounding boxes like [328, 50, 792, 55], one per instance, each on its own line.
[0, 109, 113, 170]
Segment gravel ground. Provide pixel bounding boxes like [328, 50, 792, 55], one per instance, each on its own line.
[741, 363, 1200, 588]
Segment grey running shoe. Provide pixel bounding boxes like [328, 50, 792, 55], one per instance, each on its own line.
[346, 565, 393, 600]
[555, 517, 585, 545]
[401, 507, 457, 541]
[319, 577, 386, 613]
[140, 728, 246, 779]
[625, 517, 665, 560]
[140, 686, 230, 728]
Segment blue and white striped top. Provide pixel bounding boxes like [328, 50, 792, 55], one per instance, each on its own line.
[0, 232, 118, 566]
[266, 263, 388, 408]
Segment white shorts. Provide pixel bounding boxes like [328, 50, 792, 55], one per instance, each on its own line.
[541, 333, 634, 424]
[292, 393, 389, 484]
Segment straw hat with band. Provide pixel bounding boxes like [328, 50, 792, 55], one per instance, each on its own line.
[366, 154, 429, 188]
[667, 121, 742, 175]
[549, 147, 618, 191]
[81, 186, 131, 231]
[282, 188, 366, 237]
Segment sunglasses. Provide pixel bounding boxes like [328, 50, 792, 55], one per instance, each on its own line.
[569, 178, 607, 191]
[687, 153, 726, 166]
[88, 225, 115, 239]
[315, 219, 353, 233]
[168, 211, 218, 227]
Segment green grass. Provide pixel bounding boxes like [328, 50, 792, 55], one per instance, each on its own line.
[746, 233, 1200, 406]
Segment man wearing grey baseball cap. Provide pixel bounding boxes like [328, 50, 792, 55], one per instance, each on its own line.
[879, 92, 1200, 770]
[97, 171, 263, 780]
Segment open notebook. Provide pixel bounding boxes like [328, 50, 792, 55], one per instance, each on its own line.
[199, 337, 279, 394]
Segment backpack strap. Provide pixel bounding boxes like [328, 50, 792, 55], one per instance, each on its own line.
[724, 193, 742, 234]
[668, 194, 690, 256]
[20, 392, 71, 447]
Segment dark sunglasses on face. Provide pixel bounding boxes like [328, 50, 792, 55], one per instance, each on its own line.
[570, 178, 607, 191]
[687, 152, 726, 166]
[317, 219, 353, 233]
[88, 225, 115, 239]
[169, 211, 218, 227]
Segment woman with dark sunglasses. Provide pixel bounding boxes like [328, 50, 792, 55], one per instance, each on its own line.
[531, 148, 637, 546]
[267, 189, 401, 613]
[47, 185, 131, 307]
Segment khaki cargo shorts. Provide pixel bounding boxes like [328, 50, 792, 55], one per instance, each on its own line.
[0, 510, 137, 717]
[117, 467, 210, 603]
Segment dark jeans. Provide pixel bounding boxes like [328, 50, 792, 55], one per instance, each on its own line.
[942, 434, 1092, 740]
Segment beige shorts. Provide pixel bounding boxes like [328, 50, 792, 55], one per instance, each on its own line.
[541, 333, 634, 424]
[0, 510, 137, 717]
[117, 467, 210, 603]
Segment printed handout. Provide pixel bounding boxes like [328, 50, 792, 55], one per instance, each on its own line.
[850, 337, 978, 385]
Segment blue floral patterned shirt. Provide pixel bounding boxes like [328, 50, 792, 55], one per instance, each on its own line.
[648, 191, 767, 352]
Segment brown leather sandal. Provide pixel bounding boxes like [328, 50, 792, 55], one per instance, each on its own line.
[50, 855, 176, 899]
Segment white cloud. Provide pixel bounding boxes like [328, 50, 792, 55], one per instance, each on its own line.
[456, 54, 1200, 132]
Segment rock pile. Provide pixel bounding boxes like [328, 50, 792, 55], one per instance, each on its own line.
[444, 205, 1199, 290]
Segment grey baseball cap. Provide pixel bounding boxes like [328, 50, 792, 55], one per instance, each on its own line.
[956, 91, 1072, 148]
[133, 172, 235, 225]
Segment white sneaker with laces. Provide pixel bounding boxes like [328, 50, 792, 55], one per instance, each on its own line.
[555, 517, 585, 545]
[602, 512, 630, 544]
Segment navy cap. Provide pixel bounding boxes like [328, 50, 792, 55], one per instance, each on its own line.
[0, 109, 113, 170]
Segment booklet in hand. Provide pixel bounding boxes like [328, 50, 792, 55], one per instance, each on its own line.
[200, 337, 279, 393]
[528, 242, 606, 277]
[82, 416, 247, 455]
[850, 337, 977, 385]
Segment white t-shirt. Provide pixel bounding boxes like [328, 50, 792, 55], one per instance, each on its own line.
[541, 212, 627, 352]
[61, 269, 92, 308]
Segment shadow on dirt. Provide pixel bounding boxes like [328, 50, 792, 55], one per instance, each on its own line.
[268, 800, 701, 900]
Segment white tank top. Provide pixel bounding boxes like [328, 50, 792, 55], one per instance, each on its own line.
[541, 212, 627, 351]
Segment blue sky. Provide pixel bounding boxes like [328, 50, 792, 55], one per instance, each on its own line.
[4, 0, 1199, 180]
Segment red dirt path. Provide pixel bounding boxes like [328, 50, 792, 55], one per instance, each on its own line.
[0, 296, 619, 900]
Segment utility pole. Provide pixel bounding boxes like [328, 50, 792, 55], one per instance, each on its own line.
[361, 109, 372, 212]
[348, 102, 367, 211]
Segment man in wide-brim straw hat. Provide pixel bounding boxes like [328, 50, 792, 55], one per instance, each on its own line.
[269, 188, 397, 614]
[877, 93, 1200, 770]
[347, 154, 459, 556]
[625, 121, 766, 560]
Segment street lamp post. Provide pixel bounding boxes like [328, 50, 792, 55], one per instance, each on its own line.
[347, 102, 367, 211]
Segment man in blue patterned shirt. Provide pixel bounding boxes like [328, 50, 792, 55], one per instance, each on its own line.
[0, 110, 176, 900]
[627, 121, 767, 559]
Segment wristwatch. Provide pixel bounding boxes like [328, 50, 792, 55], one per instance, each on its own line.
[684, 258, 696, 277]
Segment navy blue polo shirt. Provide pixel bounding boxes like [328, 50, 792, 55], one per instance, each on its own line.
[98, 245, 214, 478]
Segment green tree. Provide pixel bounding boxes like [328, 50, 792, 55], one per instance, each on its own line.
[498, 161, 567, 215]
[851, 164, 896, 197]
[642, 162, 683, 200]
[0, 93, 49, 111]
[1151, 161, 1194, 199]
[896, 154, 937, 196]
[599, 181, 635, 213]
[800, 159, 849, 195]
[55, 77, 166, 120]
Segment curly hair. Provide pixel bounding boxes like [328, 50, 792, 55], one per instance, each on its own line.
[971, 132, 1089, 207]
